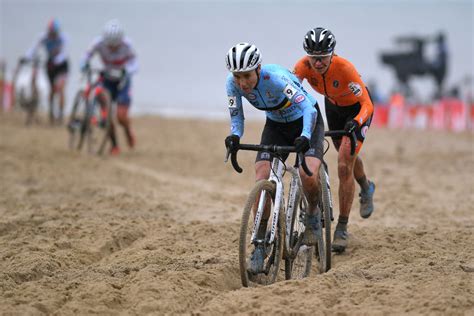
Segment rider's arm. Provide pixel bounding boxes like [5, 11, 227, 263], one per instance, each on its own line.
[79, 37, 100, 70]
[123, 38, 138, 75]
[226, 76, 245, 137]
[344, 64, 374, 125]
[300, 99, 317, 139]
[25, 32, 45, 61]
[125, 56, 138, 75]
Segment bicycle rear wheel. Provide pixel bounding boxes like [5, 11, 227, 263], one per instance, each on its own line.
[319, 162, 334, 272]
[284, 183, 313, 280]
[77, 96, 111, 155]
[239, 180, 283, 287]
[68, 90, 86, 150]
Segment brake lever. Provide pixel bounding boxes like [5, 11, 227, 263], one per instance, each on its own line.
[350, 131, 357, 156]
[298, 152, 313, 177]
[224, 147, 231, 163]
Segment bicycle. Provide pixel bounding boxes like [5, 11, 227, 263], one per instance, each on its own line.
[67, 68, 113, 155]
[226, 144, 318, 287]
[12, 58, 41, 126]
[226, 130, 357, 286]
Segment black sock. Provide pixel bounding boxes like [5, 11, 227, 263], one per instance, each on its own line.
[356, 175, 370, 191]
[337, 216, 348, 230]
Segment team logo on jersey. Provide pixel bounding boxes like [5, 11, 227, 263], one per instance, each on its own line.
[266, 91, 275, 99]
[228, 96, 237, 108]
[348, 82, 363, 97]
[230, 108, 239, 117]
[247, 93, 257, 101]
[283, 84, 297, 99]
[264, 75, 270, 80]
[294, 94, 305, 104]
[361, 126, 368, 138]
[333, 80, 339, 88]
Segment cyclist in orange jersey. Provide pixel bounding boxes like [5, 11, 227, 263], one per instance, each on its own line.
[293, 27, 376, 253]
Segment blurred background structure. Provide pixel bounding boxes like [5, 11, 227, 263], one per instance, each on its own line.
[1, 0, 473, 129]
[380, 31, 448, 100]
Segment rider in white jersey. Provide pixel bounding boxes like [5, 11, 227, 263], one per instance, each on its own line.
[224, 43, 325, 273]
[80, 19, 138, 155]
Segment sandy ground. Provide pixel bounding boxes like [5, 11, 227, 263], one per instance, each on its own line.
[0, 111, 473, 315]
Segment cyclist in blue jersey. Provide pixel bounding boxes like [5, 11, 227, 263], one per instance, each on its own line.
[224, 42, 325, 273]
[23, 18, 69, 124]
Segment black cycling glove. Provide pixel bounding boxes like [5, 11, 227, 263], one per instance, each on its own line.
[225, 134, 240, 152]
[294, 136, 310, 153]
[344, 119, 359, 134]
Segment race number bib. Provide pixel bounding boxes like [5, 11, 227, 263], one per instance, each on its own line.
[228, 96, 237, 108]
[348, 82, 363, 97]
[283, 84, 298, 100]
[105, 68, 123, 80]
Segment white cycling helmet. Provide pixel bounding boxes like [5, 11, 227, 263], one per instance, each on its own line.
[225, 42, 262, 72]
[103, 19, 124, 46]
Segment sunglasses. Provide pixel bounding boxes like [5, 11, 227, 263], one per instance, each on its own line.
[307, 52, 333, 62]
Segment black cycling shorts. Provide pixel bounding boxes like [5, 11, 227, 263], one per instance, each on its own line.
[256, 105, 324, 162]
[47, 59, 69, 86]
[325, 91, 374, 143]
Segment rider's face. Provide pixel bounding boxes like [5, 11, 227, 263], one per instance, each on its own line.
[308, 53, 333, 74]
[107, 43, 120, 52]
[48, 30, 58, 38]
[232, 66, 260, 94]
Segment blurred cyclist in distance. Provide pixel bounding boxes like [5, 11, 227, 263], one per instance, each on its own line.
[80, 19, 138, 155]
[24, 18, 69, 124]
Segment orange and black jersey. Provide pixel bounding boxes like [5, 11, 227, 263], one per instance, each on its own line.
[293, 55, 373, 125]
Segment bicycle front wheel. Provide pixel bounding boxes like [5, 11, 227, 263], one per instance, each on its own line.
[68, 90, 86, 151]
[79, 94, 111, 155]
[239, 180, 283, 287]
[284, 184, 313, 280]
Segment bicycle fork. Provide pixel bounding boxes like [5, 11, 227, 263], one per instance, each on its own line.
[251, 160, 284, 246]
[286, 171, 300, 249]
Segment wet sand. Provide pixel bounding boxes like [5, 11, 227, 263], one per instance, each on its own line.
[0, 112, 473, 315]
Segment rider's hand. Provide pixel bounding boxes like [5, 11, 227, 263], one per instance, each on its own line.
[344, 119, 359, 134]
[117, 69, 128, 90]
[225, 134, 240, 152]
[294, 136, 310, 153]
[121, 68, 127, 79]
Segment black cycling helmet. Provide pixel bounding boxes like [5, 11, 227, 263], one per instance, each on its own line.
[303, 27, 336, 55]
